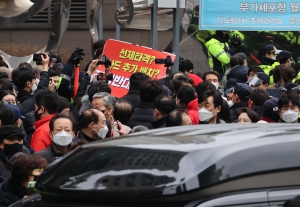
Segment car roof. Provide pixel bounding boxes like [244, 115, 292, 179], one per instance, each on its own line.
[36, 124, 300, 203]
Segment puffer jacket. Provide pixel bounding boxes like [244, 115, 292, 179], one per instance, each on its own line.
[186, 98, 199, 125]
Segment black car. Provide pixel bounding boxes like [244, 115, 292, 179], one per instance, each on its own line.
[11, 124, 300, 207]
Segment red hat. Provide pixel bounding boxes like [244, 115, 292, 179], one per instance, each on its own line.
[188, 74, 203, 87]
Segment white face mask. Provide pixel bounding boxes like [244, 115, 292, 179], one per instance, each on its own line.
[94, 125, 109, 139]
[212, 82, 219, 89]
[282, 110, 298, 123]
[52, 130, 73, 146]
[36, 78, 40, 85]
[198, 108, 213, 122]
[271, 55, 277, 60]
[227, 100, 234, 108]
[32, 83, 37, 93]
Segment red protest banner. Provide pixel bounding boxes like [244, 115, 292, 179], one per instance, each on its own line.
[94, 39, 176, 98]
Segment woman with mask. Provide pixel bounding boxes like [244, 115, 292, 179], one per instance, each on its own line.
[237, 108, 260, 123]
[278, 92, 300, 123]
[0, 125, 26, 178]
[176, 85, 199, 124]
[198, 90, 226, 124]
[35, 114, 76, 164]
[0, 153, 47, 206]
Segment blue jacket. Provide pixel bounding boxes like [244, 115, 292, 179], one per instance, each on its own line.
[226, 65, 249, 91]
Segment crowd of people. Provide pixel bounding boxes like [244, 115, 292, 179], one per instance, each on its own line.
[0, 36, 299, 205]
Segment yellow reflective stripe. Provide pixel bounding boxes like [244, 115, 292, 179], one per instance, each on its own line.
[215, 51, 226, 59]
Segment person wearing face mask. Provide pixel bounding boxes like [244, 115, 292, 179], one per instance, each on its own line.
[73, 109, 109, 143]
[230, 83, 252, 122]
[35, 114, 75, 164]
[278, 92, 300, 123]
[92, 92, 131, 136]
[203, 71, 223, 95]
[247, 72, 270, 91]
[30, 90, 59, 152]
[223, 87, 234, 108]
[0, 153, 47, 206]
[0, 126, 27, 178]
[198, 90, 226, 124]
[205, 30, 243, 78]
[259, 45, 280, 85]
[12, 55, 50, 116]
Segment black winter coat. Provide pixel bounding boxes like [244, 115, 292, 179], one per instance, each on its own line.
[18, 71, 49, 115]
[35, 143, 63, 164]
[0, 151, 13, 179]
[226, 65, 249, 90]
[130, 102, 155, 129]
[119, 89, 141, 109]
[151, 116, 167, 129]
[252, 106, 265, 119]
[0, 178, 27, 207]
[230, 101, 248, 122]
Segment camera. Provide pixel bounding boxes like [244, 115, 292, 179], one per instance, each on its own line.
[97, 55, 112, 68]
[33, 53, 51, 65]
[154, 56, 173, 68]
[96, 55, 113, 82]
[96, 72, 113, 81]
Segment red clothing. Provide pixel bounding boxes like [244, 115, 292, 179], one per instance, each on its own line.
[30, 114, 55, 152]
[187, 98, 199, 125]
[260, 115, 276, 123]
[188, 74, 203, 87]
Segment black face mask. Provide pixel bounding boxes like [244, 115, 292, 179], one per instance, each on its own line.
[4, 143, 23, 157]
[34, 107, 42, 121]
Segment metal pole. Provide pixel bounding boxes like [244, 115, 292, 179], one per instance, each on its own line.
[150, 0, 158, 49]
[172, 0, 180, 72]
[99, 1, 103, 39]
[116, 0, 120, 40]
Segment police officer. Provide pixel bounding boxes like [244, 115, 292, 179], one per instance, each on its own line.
[259, 45, 280, 84]
[205, 30, 243, 79]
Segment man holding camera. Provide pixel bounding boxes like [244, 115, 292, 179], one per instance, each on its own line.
[12, 53, 50, 115]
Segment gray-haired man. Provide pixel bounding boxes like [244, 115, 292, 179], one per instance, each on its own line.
[92, 92, 131, 137]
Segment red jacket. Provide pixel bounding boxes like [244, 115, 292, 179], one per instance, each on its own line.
[30, 114, 55, 152]
[187, 98, 199, 125]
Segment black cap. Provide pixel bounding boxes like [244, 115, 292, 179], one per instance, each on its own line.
[7, 104, 25, 123]
[247, 72, 270, 86]
[263, 97, 279, 113]
[0, 125, 24, 140]
[263, 45, 275, 55]
[233, 83, 252, 98]
[277, 50, 292, 60]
